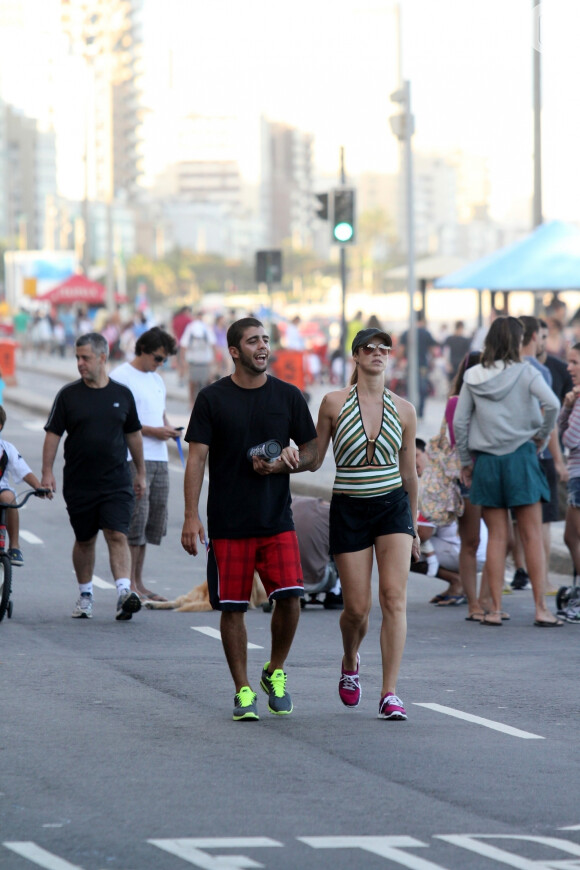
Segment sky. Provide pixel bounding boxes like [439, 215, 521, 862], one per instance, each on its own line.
[2, 0, 580, 225]
[140, 0, 580, 223]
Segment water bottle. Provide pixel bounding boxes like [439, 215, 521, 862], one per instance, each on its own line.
[247, 439, 283, 462]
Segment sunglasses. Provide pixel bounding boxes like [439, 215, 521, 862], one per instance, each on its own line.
[152, 354, 166, 364]
[360, 343, 390, 355]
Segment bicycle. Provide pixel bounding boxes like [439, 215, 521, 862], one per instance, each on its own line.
[0, 487, 51, 623]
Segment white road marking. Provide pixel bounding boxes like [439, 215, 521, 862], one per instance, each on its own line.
[192, 626, 263, 649]
[3, 842, 83, 869]
[559, 824, 580, 830]
[20, 530, 43, 544]
[300, 836, 447, 869]
[149, 837, 283, 868]
[437, 834, 580, 867]
[414, 703, 544, 739]
[91, 574, 115, 590]
[22, 421, 46, 432]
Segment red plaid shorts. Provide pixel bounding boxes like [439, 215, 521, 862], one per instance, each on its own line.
[207, 531, 304, 612]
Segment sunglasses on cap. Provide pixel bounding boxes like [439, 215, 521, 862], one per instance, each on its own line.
[360, 343, 390, 355]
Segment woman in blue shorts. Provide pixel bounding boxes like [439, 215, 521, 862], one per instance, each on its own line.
[454, 316, 561, 627]
[314, 328, 420, 720]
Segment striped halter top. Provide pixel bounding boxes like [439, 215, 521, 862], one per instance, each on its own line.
[332, 384, 403, 497]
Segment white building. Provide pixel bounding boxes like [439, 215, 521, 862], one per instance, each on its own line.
[260, 117, 314, 250]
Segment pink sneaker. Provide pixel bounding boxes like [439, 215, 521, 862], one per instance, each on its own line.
[339, 653, 361, 707]
[378, 693, 407, 720]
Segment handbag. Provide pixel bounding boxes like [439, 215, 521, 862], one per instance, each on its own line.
[419, 416, 464, 525]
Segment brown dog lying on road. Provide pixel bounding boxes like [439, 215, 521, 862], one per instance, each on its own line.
[144, 573, 268, 612]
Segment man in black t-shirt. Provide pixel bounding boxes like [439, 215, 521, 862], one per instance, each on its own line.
[181, 317, 318, 721]
[42, 333, 146, 622]
[399, 312, 438, 418]
[443, 321, 471, 383]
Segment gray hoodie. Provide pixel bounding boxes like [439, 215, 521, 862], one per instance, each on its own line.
[454, 361, 560, 465]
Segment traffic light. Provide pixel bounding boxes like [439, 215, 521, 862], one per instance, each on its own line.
[332, 189, 356, 244]
[256, 250, 282, 284]
[315, 193, 329, 220]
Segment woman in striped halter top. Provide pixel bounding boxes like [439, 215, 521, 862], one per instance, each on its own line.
[314, 327, 420, 721]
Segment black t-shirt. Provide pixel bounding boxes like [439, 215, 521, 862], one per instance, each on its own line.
[400, 327, 438, 367]
[185, 375, 317, 539]
[545, 353, 573, 403]
[444, 334, 471, 375]
[45, 379, 141, 506]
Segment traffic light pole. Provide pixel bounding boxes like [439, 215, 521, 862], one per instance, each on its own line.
[403, 82, 419, 410]
[339, 147, 348, 386]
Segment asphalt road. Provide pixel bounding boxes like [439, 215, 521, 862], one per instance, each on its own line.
[1, 396, 580, 870]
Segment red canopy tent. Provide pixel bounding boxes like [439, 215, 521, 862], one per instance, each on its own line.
[39, 274, 127, 305]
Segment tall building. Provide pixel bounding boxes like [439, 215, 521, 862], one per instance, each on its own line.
[0, 102, 57, 249]
[260, 117, 314, 249]
[60, 0, 145, 201]
[144, 114, 258, 259]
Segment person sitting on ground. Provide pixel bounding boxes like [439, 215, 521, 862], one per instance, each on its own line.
[0, 405, 48, 565]
[292, 495, 343, 609]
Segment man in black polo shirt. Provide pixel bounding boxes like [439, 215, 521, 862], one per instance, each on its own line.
[42, 332, 146, 621]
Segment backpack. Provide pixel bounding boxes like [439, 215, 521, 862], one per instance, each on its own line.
[185, 323, 211, 364]
[419, 416, 464, 525]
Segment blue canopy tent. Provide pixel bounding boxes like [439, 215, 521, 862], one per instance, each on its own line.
[433, 220, 580, 320]
[434, 221, 580, 291]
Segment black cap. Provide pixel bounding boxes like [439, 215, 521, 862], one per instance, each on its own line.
[351, 328, 392, 354]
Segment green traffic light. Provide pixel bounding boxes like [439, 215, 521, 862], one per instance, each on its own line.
[333, 222, 354, 243]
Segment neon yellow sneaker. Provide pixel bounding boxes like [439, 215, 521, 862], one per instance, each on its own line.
[260, 662, 293, 715]
[233, 686, 259, 721]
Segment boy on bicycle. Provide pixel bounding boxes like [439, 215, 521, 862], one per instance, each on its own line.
[0, 405, 46, 565]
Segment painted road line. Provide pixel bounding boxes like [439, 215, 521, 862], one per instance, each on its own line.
[91, 574, 115, 590]
[437, 834, 580, 867]
[20, 530, 43, 544]
[3, 842, 83, 869]
[149, 837, 283, 866]
[300, 836, 447, 869]
[192, 626, 263, 650]
[559, 824, 580, 830]
[414, 703, 544, 739]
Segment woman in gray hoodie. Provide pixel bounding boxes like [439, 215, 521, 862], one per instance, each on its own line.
[454, 316, 561, 627]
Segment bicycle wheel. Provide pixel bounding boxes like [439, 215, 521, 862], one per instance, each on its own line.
[0, 553, 12, 623]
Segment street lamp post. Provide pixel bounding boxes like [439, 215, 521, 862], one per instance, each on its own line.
[390, 80, 418, 409]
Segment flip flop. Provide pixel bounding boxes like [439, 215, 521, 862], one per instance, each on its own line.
[429, 593, 447, 604]
[465, 612, 485, 622]
[481, 613, 502, 626]
[534, 618, 564, 627]
[435, 594, 466, 606]
[144, 592, 168, 603]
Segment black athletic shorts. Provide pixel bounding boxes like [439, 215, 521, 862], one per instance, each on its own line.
[539, 456, 559, 523]
[66, 490, 135, 542]
[329, 486, 415, 555]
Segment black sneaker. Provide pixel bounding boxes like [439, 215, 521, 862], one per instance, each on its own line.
[511, 568, 530, 590]
[115, 589, 142, 621]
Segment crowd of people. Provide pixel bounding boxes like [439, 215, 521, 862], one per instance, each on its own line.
[4, 296, 580, 724]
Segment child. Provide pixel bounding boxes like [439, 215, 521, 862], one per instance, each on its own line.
[0, 405, 45, 565]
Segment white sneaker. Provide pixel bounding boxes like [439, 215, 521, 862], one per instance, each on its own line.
[72, 593, 93, 619]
